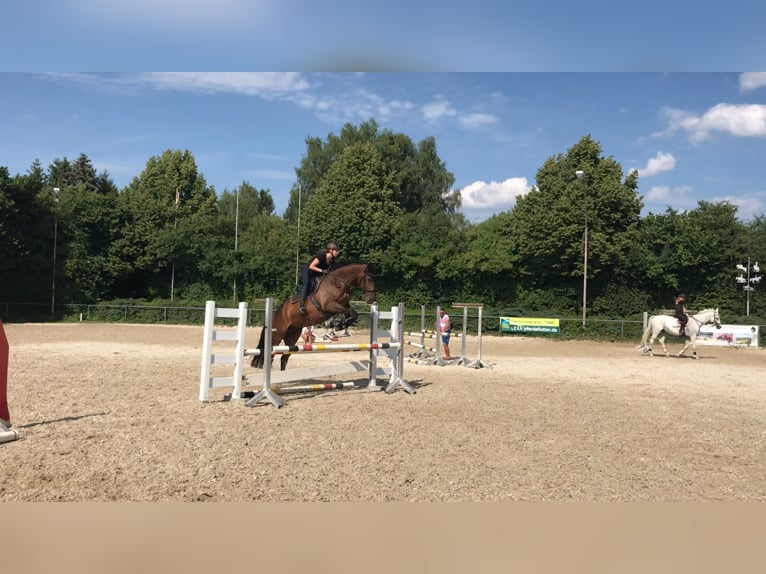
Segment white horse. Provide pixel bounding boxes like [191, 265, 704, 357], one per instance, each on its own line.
[635, 308, 721, 359]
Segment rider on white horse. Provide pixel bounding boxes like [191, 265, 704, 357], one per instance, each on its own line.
[674, 293, 689, 336]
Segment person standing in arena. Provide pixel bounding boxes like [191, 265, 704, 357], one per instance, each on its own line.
[438, 308, 452, 360]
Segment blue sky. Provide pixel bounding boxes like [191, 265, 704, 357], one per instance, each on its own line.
[3, 1, 765, 71]
[3, 73, 766, 223]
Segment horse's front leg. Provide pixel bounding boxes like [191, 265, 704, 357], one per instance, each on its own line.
[690, 337, 699, 360]
[677, 339, 689, 357]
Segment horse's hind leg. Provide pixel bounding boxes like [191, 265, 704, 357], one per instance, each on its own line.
[644, 335, 655, 356]
[659, 335, 669, 357]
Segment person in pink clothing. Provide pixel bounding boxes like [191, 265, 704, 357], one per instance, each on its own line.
[438, 308, 452, 360]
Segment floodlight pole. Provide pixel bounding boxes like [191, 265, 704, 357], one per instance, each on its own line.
[51, 187, 60, 315]
[736, 256, 762, 316]
[575, 170, 588, 329]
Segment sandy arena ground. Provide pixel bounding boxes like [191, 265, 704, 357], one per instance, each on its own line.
[1, 321, 765, 501]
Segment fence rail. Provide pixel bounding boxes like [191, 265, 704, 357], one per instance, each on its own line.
[0, 301, 761, 345]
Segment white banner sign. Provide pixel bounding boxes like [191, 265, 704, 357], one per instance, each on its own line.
[697, 324, 759, 347]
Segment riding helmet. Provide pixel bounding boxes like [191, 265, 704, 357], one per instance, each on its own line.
[326, 242, 339, 250]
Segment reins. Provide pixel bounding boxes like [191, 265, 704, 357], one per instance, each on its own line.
[324, 265, 376, 298]
[688, 309, 718, 332]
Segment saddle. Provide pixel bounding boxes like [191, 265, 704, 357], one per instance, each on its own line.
[290, 277, 321, 305]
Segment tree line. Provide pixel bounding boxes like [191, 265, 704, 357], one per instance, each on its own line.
[1, 119, 763, 322]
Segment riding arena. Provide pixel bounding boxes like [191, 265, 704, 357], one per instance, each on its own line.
[1, 306, 764, 501]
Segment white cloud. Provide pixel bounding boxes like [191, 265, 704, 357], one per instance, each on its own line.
[637, 151, 676, 177]
[645, 185, 692, 203]
[421, 99, 457, 121]
[740, 72, 766, 93]
[458, 112, 498, 128]
[48, 72, 310, 98]
[137, 72, 310, 96]
[713, 194, 765, 221]
[460, 177, 530, 209]
[659, 103, 766, 143]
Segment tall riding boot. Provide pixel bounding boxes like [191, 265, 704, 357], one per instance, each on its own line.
[299, 300, 307, 315]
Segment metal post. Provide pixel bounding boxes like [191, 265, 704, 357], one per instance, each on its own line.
[51, 188, 60, 315]
[746, 256, 751, 316]
[575, 171, 587, 329]
[233, 186, 239, 304]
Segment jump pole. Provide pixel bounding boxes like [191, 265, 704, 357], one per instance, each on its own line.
[1, 318, 19, 444]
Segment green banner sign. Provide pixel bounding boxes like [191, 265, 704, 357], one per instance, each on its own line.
[500, 317, 560, 334]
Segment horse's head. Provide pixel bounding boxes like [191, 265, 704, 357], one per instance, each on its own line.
[359, 265, 377, 304]
[714, 308, 722, 329]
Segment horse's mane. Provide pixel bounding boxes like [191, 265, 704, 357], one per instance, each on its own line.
[329, 261, 377, 276]
[330, 261, 368, 270]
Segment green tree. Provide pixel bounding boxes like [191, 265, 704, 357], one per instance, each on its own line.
[216, 181, 285, 303]
[0, 165, 54, 304]
[457, 211, 520, 304]
[506, 135, 643, 313]
[301, 142, 402, 267]
[111, 149, 217, 299]
[56, 180, 120, 302]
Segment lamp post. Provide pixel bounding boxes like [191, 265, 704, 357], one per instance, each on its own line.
[171, 187, 179, 302]
[51, 187, 60, 315]
[735, 257, 761, 316]
[233, 185, 239, 304]
[575, 170, 588, 329]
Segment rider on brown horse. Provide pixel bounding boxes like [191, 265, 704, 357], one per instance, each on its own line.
[251, 260, 377, 371]
[300, 242, 339, 315]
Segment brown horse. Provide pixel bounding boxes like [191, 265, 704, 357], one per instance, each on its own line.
[250, 262, 377, 371]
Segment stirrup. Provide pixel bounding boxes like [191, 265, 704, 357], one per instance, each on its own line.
[299, 304, 307, 315]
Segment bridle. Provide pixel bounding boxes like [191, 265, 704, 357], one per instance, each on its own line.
[359, 270, 377, 300]
[325, 265, 376, 300]
[690, 309, 720, 330]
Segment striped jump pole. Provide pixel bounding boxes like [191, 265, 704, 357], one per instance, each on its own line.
[405, 330, 461, 339]
[240, 381, 355, 397]
[245, 341, 399, 356]
[406, 340, 438, 353]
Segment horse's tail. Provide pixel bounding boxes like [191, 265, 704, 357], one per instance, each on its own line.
[635, 319, 653, 350]
[250, 327, 266, 369]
